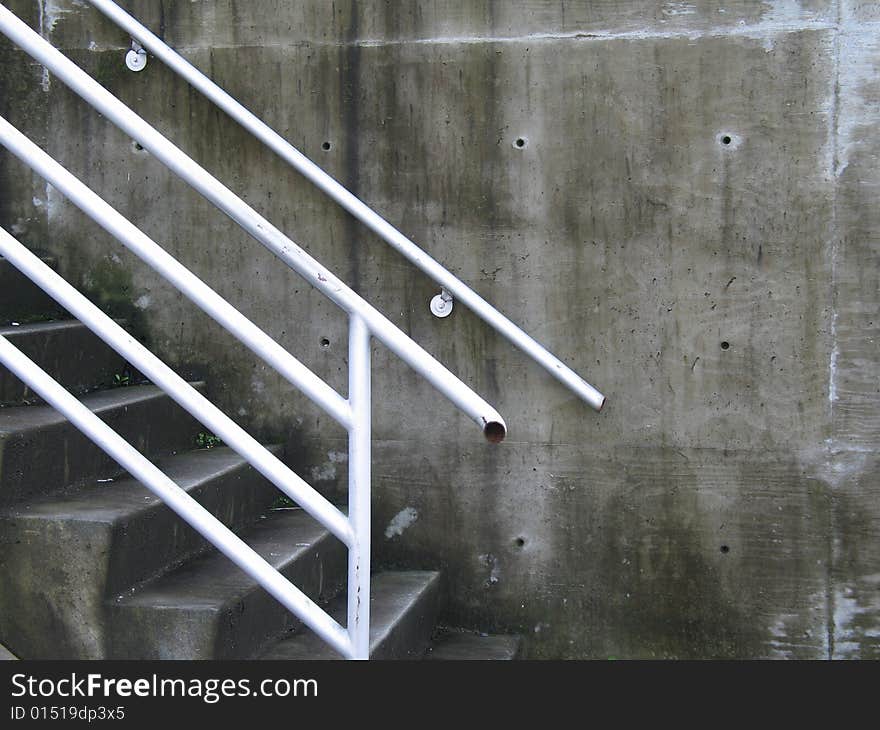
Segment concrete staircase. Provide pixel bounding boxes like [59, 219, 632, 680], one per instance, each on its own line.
[0, 255, 520, 660]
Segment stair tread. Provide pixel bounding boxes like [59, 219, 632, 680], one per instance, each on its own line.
[0, 383, 203, 433]
[113, 508, 337, 609]
[6, 445, 280, 523]
[0, 319, 85, 336]
[426, 631, 523, 660]
[260, 570, 442, 659]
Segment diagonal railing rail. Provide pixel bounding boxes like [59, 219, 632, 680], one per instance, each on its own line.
[0, 238, 354, 654]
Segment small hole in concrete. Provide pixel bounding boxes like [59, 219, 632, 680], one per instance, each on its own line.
[720, 341, 730, 350]
[133, 142, 144, 151]
[320, 337, 330, 348]
[720, 545, 730, 554]
[514, 137, 527, 149]
[721, 135, 732, 145]
[322, 141, 332, 151]
[515, 537, 526, 548]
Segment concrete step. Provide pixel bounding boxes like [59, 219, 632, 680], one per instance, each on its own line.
[0, 255, 64, 323]
[0, 445, 281, 659]
[0, 320, 128, 404]
[425, 630, 523, 660]
[107, 508, 347, 659]
[0, 383, 205, 506]
[259, 571, 442, 660]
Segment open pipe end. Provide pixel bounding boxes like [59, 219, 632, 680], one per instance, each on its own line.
[597, 395, 607, 412]
[483, 420, 506, 444]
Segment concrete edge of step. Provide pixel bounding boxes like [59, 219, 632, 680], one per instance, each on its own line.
[425, 627, 524, 660]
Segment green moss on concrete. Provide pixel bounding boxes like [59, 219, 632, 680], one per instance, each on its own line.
[78, 257, 149, 344]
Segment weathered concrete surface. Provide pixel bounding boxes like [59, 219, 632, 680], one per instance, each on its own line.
[0, 446, 281, 659]
[0, 254, 63, 323]
[108, 508, 347, 660]
[260, 570, 442, 660]
[0, 0, 877, 658]
[426, 630, 523, 660]
[0, 383, 204, 505]
[0, 320, 127, 402]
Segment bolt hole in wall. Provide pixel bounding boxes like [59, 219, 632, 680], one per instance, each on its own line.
[515, 537, 526, 548]
[717, 131, 740, 149]
[321, 141, 332, 151]
[513, 136, 528, 149]
[320, 337, 330, 348]
[720, 545, 730, 554]
[720, 341, 730, 350]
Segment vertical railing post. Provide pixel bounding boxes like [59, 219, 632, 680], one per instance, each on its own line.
[347, 314, 371, 659]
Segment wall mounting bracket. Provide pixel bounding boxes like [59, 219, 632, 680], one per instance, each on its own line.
[125, 40, 147, 72]
[430, 288, 453, 318]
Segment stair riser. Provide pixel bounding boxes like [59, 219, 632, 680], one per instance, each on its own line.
[106, 530, 347, 660]
[0, 458, 279, 659]
[0, 392, 203, 505]
[0, 518, 113, 659]
[215, 541, 347, 660]
[105, 465, 279, 596]
[0, 258, 63, 323]
[259, 571, 443, 660]
[371, 574, 442, 660]
[0, 324, 128, 404]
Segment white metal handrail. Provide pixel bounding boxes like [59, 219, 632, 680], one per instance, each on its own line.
[0, 265, 352, 656]
[0, 175, 368, 655]
[0, 5, 513, 660]
[0, 179, 351, 545]
[87, 0, 606, 412]
[0, 7, 507, 442]
[0, 0, 607, 659]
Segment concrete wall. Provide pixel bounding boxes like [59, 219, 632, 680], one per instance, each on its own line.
[1, 0, 877, 658]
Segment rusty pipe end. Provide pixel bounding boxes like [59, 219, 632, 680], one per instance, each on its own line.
[483, 420, 506, 444]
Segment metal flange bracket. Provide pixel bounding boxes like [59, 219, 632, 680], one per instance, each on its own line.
[125, 40, 147, 72]
[430, 288, 453, 318]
